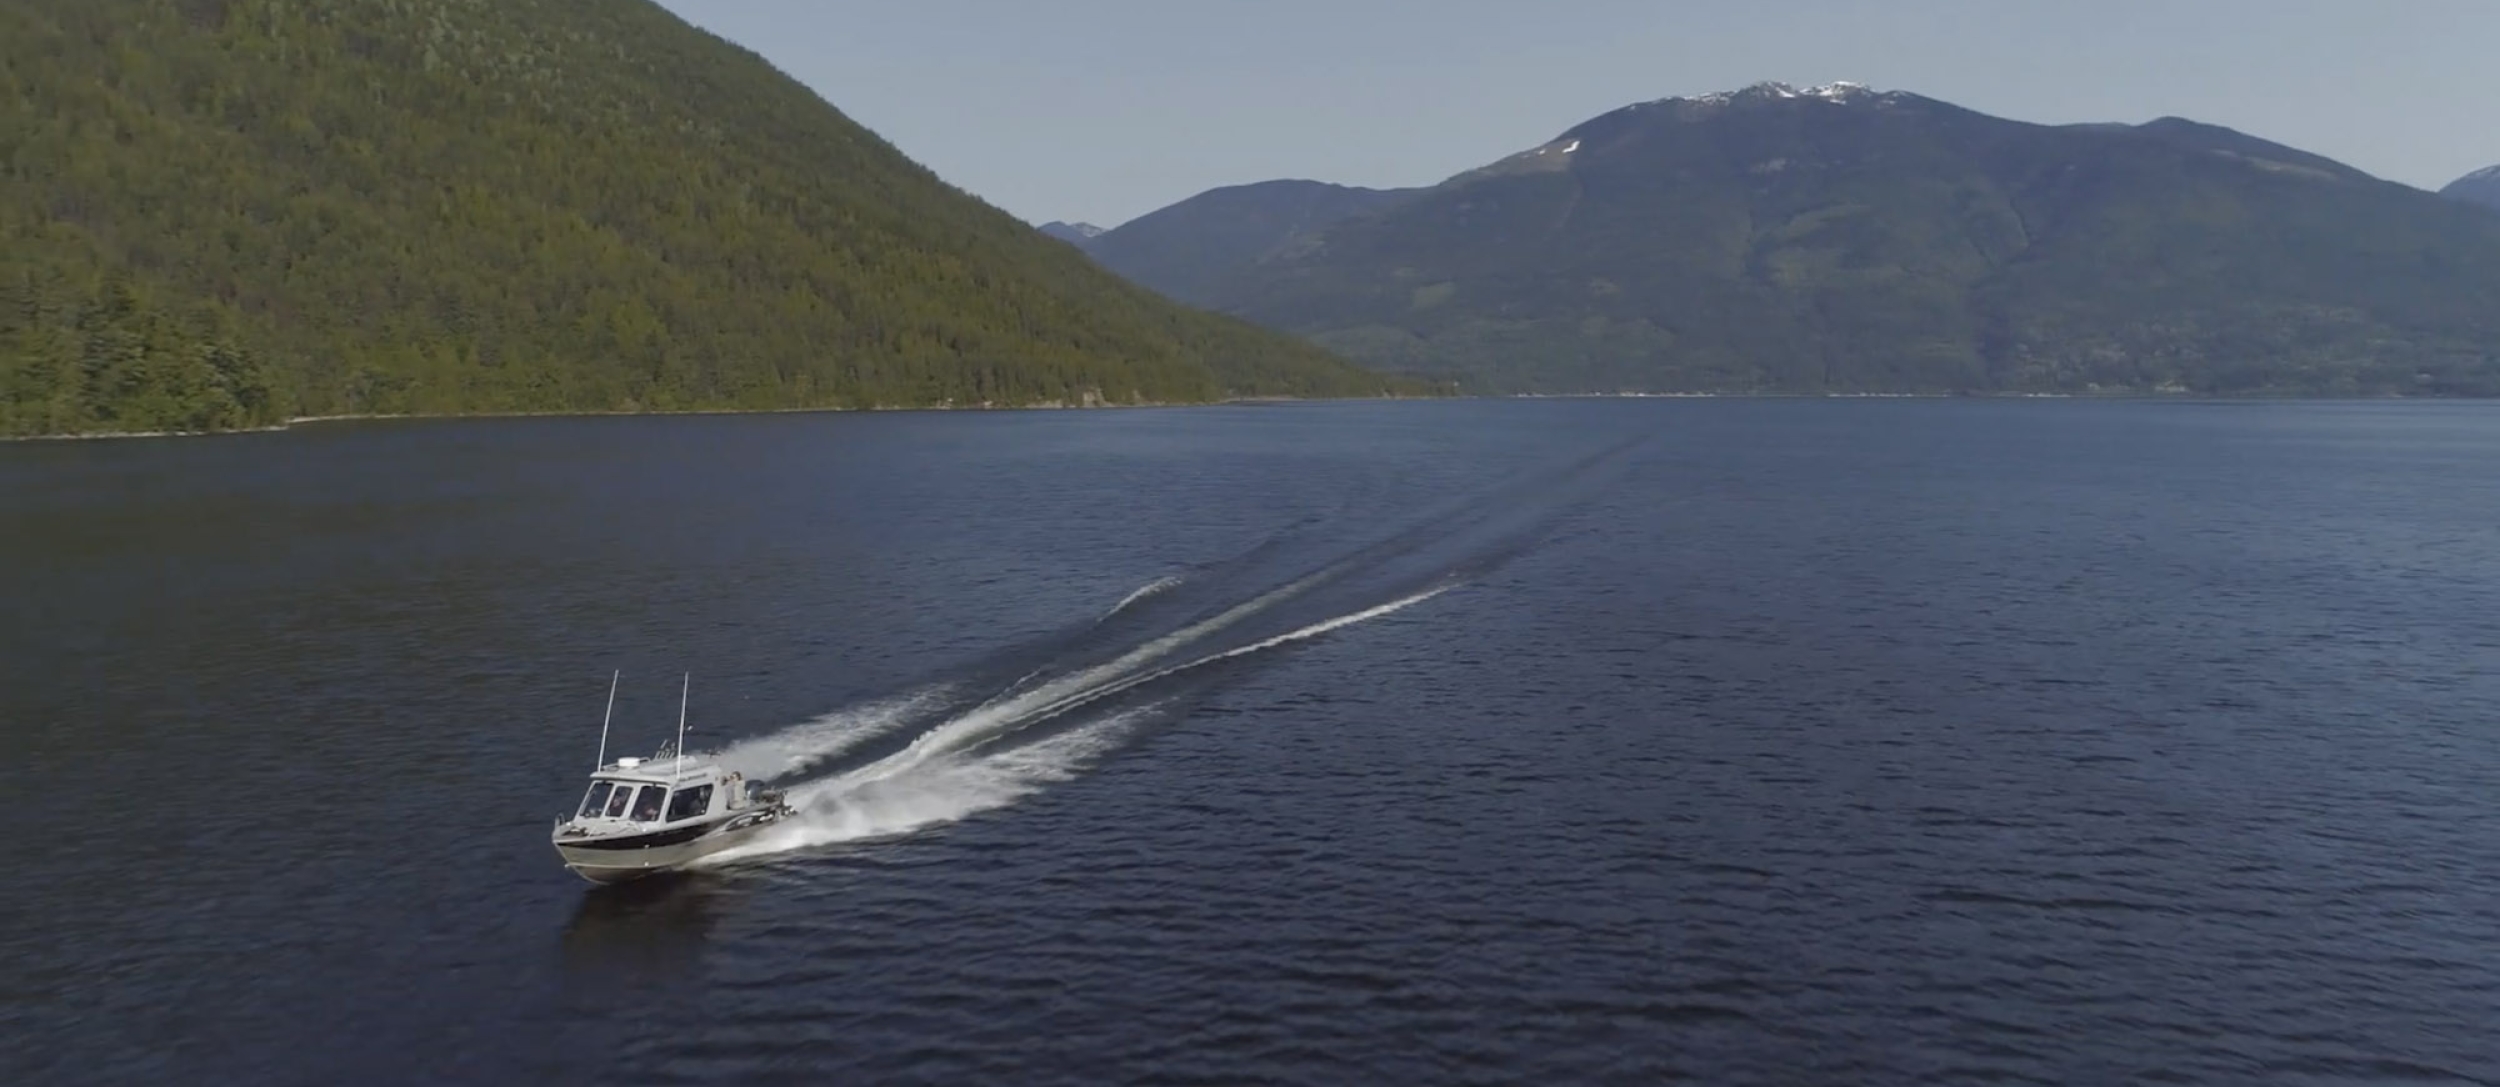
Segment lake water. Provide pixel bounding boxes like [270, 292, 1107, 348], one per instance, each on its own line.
[6, 399, 2498, 1085]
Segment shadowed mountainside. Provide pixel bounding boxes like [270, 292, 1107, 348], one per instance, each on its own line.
[1091, 83, 2500, 395]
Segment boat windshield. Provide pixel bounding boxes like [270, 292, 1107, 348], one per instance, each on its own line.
[629, 786, 664, 822]
[577, 781, 613, 819]
[602, 784, 638, 820]
[665, 785, 713, 822]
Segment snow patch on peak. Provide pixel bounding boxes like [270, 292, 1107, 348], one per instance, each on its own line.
[1681, 81, 1885, 107]
[2460, 163, 2500, 184]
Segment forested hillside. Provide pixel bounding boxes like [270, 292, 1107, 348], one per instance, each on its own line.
[0, 0, 1395, 436]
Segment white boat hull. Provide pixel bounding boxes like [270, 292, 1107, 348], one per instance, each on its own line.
[553, 807, 790, 884]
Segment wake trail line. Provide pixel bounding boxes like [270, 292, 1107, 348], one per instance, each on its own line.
[1097, 575, 1185, 624]
[842, 581, 1452, 791]
[698, 583, 1451, 865]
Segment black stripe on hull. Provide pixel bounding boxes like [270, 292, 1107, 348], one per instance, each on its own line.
[564, 822, 718, 851]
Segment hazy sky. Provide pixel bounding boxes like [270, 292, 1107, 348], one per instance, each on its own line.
[654, 0, 2499, 228]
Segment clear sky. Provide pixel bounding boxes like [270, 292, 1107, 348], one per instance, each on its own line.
[654, 0, 2499, 229]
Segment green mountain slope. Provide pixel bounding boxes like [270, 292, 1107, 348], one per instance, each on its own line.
[0, 0, 1398, 436]
[1125, 83, 2500, 395]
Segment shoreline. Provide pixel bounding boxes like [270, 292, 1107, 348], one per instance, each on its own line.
[0, 394, 1411, 443]
[5, 389, 2485, 443]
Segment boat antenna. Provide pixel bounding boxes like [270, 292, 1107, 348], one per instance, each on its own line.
[594, 669, 619, 771]
[675, 672, 690, 779]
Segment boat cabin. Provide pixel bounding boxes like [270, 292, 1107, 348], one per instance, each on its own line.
[569, 756, 757, 827]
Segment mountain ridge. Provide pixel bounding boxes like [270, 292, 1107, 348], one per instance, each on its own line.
[1039, 221, 1108, 243]
[1072, 180, 1422, 309]
[2444, 164, 2500, 212]
[1085, 83, 2500, 395]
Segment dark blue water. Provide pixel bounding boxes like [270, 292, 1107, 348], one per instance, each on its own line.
[6, 400, 2498, 1085]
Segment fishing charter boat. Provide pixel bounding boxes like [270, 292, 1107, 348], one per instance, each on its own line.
[551, 673, 794, 885]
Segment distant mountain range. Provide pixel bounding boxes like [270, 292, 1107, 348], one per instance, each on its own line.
[1061, 82, 2500, 395]
[1076, 181, 1418, 309]
[2444, 165, 2500, 212]
[1038, 221, 1107, 243]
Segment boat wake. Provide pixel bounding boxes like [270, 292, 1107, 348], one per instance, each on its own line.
[691, 435, 1641, 869]
[1097, 574, 1184, 623]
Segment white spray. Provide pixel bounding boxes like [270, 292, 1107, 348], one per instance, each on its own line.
[708, 685, 956, 781]
[696, 582, 1452, 866]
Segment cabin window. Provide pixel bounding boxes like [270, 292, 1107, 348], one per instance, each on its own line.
[630, 786, 665, 822]
[666, 785, 714, 822]
[603, 784, 638, 819]
[578, 782, 613, 819]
